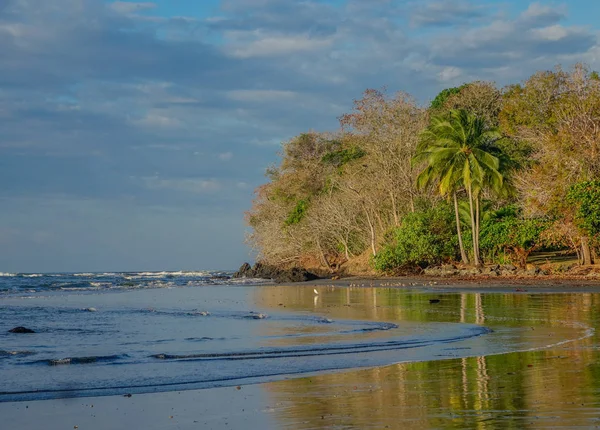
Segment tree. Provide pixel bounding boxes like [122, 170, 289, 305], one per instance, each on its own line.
[479, 206, 550, 267]
[413, 109, 506, 266]
[566, 181, 600, 264]
[500, 64, 600, 265]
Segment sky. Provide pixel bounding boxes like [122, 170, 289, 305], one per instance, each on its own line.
[1, 0, 599, 272]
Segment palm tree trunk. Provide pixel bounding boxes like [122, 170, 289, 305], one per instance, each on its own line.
[475, 194, 481, 263]
[467, 184, 480, 266]
[453, 191, 469, 265]
[581, 236, 593, 266]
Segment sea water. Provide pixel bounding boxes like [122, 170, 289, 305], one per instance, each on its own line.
[0, 273, 590, 402]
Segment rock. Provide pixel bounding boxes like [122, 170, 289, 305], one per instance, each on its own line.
[441, 264, 457, 271]
[248, 313, 268, 319]
[501, 264, 517, 271]
[440, 270, 458, 276]
[423, 268, 441, 276]
[233, 262, 252, 278]
[487, 270, 499, 277]
[233, 262, 320, 283]
[8, 326, 35, 334]
[525, 268, 539, 276]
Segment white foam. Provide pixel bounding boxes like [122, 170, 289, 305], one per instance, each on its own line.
[125, 271, 212, 279]
[0, 272, 16, 277]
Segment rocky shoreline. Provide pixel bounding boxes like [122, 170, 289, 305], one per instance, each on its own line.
[422, 263, 600, 279]
[234, 261, 600, 283]
[233, 262, 322, 283]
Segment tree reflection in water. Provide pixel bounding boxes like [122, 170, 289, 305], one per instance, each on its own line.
[255, 286, 600, 428]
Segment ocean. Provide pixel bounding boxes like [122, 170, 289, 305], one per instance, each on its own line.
[0, 273, 589, 403]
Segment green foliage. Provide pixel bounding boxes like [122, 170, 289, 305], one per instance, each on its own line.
[479, 206, 550, 266]
[285, 199, 309, 226]
[414, 109, 504, 196]
[567, 181, 600, 239]
[429, 85, 467, 110]
[591, 71, 600, 81]
[321, 146, 367, 167]
[373, 203, 457, 273]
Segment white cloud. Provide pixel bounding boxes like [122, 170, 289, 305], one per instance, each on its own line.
[227, 32, 334, 58]
[531, 25, 571, 42]
[142, 177, 221, 193]
[218, 151, 233, 161]
[227, 90, 297, 102]
[438, 66, 462, 82]
[110, 2, 157, 14]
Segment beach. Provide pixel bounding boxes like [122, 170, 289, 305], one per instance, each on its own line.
[2, 274, 600, 428]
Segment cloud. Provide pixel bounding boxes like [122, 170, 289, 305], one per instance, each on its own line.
[226, 89, 297, 102]
[520, 2, 567, 27]
[226, 32, 334, 58]
[110, 2, 157, 15]
[411, 0, 486, 28]
[0, 0, 599, 270]
[218, 152, 233, 161]
[142, 177, 222, 193]
[428, 3, 596, 76]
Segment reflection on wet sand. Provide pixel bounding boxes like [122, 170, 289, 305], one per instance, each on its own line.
[256, 286, 600, 428]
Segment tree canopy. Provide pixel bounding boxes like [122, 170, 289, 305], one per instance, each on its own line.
[247, 64, 600, 273]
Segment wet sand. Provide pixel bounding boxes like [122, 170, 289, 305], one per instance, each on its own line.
[4, 280, 600, 429]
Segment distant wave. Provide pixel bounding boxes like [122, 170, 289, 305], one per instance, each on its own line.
[0, 271, 272, 295]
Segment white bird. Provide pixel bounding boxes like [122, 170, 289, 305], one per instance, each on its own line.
[313, 289, 319, 295]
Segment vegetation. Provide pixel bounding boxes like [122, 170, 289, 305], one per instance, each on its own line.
[246, 64, 600, 273]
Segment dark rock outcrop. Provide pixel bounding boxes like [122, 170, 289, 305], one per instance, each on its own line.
[8, 326, 35, 334]
[233, 262, 321, 283]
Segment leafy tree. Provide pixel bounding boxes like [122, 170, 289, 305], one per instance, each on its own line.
[500, 64, 600, 265]
[430, 85, 466, 110]
[413, 109, 507, 266]
[479, 206, 550, 267]
[566, 181, 600, 264]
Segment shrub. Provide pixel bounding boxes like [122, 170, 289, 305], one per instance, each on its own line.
[479, 205, 550, 267]
[373, 203, 457, 273]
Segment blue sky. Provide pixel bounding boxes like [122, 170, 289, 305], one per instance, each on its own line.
[0, 0, 599, 272]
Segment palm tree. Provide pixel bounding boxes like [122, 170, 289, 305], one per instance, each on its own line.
[413, 109, 505, 266]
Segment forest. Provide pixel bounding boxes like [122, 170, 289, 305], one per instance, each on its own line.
[246, 64, 600, 275]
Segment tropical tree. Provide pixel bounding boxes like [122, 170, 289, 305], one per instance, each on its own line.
[413, 109, 505, 266]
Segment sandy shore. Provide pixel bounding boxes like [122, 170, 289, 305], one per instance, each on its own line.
[0, 384, 278, 430]
[300, 275, 600, 293]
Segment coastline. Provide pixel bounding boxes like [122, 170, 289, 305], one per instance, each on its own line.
[298, 274, 600, 293]
[4, 280, 600, 429]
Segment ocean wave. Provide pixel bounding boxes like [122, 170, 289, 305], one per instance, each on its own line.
[0, 350, 36, 358]
[30, 354, 127, 366]
[0, 272, 17, 277]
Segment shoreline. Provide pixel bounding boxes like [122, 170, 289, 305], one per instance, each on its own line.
[3, 281, 600, 428]
[298, 274, 600, 293]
